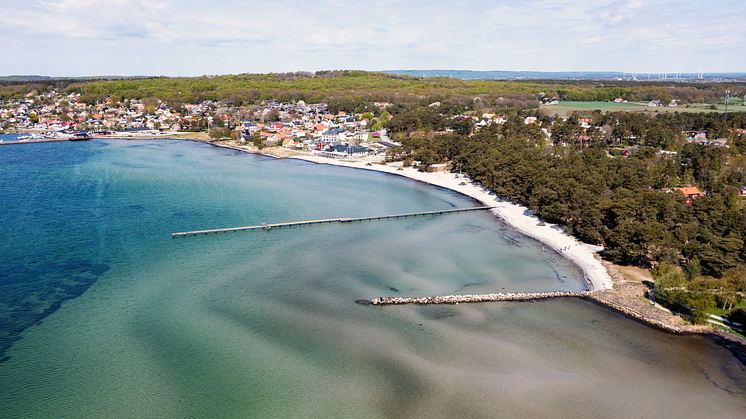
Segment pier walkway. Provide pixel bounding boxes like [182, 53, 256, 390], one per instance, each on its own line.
[172, 206, 494, 237]
[0, 138, 69, 146]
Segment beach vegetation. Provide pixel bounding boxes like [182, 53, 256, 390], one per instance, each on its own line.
[253, 135, 265, 150]
[725, 306, 746, 325]
[209, 127, 231, 139]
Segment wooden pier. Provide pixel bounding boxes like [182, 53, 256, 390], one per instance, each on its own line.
[172, 206, 494, 237]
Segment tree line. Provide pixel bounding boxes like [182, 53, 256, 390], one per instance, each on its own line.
[386, 106, 746, 278]
[3, 72, 742, 113]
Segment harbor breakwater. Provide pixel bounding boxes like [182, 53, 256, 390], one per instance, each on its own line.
[370, 291, 685, 334]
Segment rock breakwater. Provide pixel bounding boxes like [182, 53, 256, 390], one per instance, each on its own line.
[587, 294, 685, 333]
[370, 291, 686, 334]
[370, 291, 591, 305]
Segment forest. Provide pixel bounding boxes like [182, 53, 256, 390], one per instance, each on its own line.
[383, 104, 746, 324]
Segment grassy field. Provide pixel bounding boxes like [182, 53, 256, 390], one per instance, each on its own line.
[542, 101, 746, 117]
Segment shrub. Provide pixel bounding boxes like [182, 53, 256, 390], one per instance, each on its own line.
[725, 307, 746, 325]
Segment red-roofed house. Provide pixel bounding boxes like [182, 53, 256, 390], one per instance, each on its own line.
[670, 187, 703, 204]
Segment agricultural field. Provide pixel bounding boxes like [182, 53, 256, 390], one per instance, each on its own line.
[542, 101, 746, 117]
[541, 101, 646, 116]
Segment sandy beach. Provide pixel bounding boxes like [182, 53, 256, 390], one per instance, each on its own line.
[286, 152, 614, 292]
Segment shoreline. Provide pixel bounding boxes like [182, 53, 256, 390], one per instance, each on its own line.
[162, 140, 746, 359]
[284, 153, 613, 292]
[278, 152, 746, 357]
[12, 136, 744, 357]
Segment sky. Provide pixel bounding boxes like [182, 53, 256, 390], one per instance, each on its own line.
[1, 0, 744, 77]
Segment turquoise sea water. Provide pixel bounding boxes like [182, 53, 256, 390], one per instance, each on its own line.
[0, 137, 744, 418]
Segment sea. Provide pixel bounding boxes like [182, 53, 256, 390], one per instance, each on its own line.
[1, 135, 744, 418]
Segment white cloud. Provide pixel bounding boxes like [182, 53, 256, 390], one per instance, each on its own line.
[0, 0, 743, 76]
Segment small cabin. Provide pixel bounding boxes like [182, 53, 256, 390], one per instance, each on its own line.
[669, 187, 703, 204]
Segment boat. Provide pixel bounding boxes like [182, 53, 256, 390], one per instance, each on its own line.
[70, 132, 91, 141]
[54, 130, 91, 141]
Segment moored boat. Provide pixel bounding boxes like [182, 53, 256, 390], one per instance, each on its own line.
[69, 132, 91, 141]
[53, 130, 91, 141]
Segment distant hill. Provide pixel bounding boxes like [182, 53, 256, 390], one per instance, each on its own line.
[382, 70, 746, 81]
[0, 75, 151, 82]
[4, 71, 745, 82]
[0, 75, 53, 82]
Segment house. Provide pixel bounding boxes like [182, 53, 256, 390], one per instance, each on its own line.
[686, 130, 708, 142]
[657, 150, 677, 159]
[323, 144, 371, 158]
[321, 128, 346, 143]
[317, 149, 348, 159]
[260, 131, 279, 143]
[282, 138, 301, 148]
[669, 187, 703, 204]
[648, 100, 662, 107]
[352, 130, 369, 142]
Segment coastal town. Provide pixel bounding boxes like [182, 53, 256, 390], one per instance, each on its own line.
[1, 89, 391, 153]
[2, 87, 743, 158]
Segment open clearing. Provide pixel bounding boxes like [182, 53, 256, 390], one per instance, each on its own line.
[542, 101, 746, 117]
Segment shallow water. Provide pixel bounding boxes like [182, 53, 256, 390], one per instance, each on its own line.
[0, 138, 743, 418]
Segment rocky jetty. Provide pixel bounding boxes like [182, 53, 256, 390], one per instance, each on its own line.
[370, 291, 591, 305]
[370, 291, 686, 334]
[587, 294, 685, 333]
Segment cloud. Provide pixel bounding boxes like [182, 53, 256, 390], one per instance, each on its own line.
[0, 0, 743, 76]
